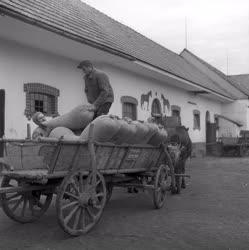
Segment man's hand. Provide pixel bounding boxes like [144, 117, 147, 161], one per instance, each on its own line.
[86, 104, 96, 112]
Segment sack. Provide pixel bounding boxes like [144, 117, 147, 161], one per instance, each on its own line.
[49, 127, 79, 140]
[131, 121, 152, 144]
[80, 115, 121, 143]
[148, 124, 168, 146]
[42, 105, 94, 130]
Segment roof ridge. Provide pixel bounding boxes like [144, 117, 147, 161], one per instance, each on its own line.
[179, 53, 238, 99]
[181, 49, 248, 96]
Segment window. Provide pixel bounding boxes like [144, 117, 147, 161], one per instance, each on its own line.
[193, 110, 201, 130]
[151, 99, 162, 117]
[121, 96, 138, 120]
[171, 105, 181, 118]
[24, 83, 59, 118]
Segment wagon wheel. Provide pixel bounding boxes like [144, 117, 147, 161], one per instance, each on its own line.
[0, 176, 53, 223]
[56, 170, 107, 236]
[153, 165, 168, 209]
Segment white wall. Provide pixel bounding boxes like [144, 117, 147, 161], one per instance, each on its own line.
[0, 38, 223, 142]
[0, 39, 86, 138]
[220, 100, 249, 137]
[104, 65, 222, 143]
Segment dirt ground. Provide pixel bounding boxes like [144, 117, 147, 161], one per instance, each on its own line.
[0, 157, 249, 250]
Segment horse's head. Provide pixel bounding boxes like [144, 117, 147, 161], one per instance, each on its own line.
[148, 90, 152, 97]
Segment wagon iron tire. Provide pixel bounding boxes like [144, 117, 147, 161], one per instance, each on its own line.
[56, 170, 107, 236]
[0, 176, 53, 223]
[153, 165, 168, 209]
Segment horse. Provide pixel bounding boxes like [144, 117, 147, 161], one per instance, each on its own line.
[168, 125, 192, 194]
[161, 94, 170, 113]
[140, 91, 152, 110]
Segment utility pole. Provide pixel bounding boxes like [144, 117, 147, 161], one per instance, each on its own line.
[226, 50, 229, 76]
[185, 16, 188, 49]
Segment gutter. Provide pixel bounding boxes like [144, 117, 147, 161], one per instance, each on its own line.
[0, 5, 236, 103]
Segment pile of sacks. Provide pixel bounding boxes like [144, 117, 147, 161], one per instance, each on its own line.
[32, 105, 168, 146]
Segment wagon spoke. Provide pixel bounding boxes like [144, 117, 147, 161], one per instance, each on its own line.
[64, 191, 79, 200]
[64, 205, 79, 225]
[73, 208, 80, 230]
[6, 193, 22, 201]
[95, 192, 104, 198]
[86, 207, 96, 222]
[11, 196, 24, 212]
[21, 197, 28, 217]
[92, 203, 102, 210]
[71, 180, 79, 195]
[79, 172, 83, 193]
[96, 179, 102, 187]
[61, 201, 78, 211]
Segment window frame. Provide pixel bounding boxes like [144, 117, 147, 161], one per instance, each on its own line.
[121, 96, 138, 120]
[171, 105, 181, 117]
[24, 83, 60, 119]
[193, 109, 201, 130]
[151, 98, 162, 118]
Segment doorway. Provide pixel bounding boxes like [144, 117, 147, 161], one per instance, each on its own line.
[0, 89, 5, 156]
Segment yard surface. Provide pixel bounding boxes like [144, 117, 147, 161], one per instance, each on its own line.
[0, 157, 249, 250]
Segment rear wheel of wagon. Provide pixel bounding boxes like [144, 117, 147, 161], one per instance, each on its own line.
[153, 165, 168, 209]
[56, 170, 106, 236]
[0, 176, 53, 223]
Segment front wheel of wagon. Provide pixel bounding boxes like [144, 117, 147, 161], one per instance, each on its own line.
[0, 176, 53, 223]
[153, 165, 168, 209]
[56, 170, 107, 236]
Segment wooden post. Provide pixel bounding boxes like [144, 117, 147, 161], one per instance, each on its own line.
[88, 124, 97, 185]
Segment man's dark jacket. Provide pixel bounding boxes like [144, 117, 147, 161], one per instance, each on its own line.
[84, 69, 114, 109]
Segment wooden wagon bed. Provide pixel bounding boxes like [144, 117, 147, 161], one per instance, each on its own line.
[0, 125, 180, 236]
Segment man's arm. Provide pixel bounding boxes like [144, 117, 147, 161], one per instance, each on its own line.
[93, 73, 111, 109]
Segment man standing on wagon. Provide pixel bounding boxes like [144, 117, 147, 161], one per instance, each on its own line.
[77, 60, 114, 119]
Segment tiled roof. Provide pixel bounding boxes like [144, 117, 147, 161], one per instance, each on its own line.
[228, 74, 249, 96]
[180, 49, 248, 99]
[0, 0, 238, 100]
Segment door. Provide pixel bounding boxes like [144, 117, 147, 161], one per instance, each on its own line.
[0, 89, 5, 157]
[206, 123, 217, 155]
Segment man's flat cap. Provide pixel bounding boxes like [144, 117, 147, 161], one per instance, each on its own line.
[77, 60, 93, 69]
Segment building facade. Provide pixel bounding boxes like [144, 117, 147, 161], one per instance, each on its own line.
[0, 0, 248, 157]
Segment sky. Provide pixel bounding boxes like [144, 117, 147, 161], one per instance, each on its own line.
[83, 0, 249, 75]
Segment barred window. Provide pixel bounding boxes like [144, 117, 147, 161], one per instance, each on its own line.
[193, 110, 201, 130]
[24, 83, 59, 118]
[121, 96, 138, 120]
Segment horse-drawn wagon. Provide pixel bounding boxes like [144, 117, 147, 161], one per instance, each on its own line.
[219, 130, 249, 157]
[0, 124, 185, 236]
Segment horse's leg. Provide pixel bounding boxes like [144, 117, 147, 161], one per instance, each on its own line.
[181, 160, 186, 189]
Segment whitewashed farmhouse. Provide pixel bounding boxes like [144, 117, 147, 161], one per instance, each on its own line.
[0, 0, 248, 156]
